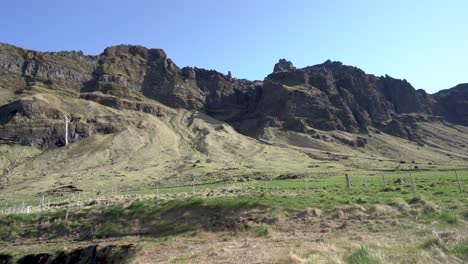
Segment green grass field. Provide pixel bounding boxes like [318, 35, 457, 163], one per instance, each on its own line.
[0, 170, 466, 211]
[0, 170, 466, 263]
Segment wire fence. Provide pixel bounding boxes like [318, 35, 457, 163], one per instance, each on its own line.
[0, 170, 466, 215]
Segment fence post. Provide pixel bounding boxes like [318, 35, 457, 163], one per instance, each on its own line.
[455, 170, 463, 194]
[77, 193, 81, 208]
[382, 174, 387, 188]
[345, 174, 351, 189]
[410, 173, 416, 195]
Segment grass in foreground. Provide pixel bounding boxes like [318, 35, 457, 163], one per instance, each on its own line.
[0, 170, 466, 263]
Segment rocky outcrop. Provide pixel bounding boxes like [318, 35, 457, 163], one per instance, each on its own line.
[433, 83, 468, 126]
[188, 68, 262, 122]
[0, 98, 124, 149]
[85, 45, 203, 109]
[0, 244, 137, 264]
[81, 45, 261, 116]
[0, 43, 95, 84]
[239, 59, 456, 141]
[243, 60, 391, 134]
[379, 75, 434, 113]
[273, 59, 295, 72]
[79, 93, 166, 117]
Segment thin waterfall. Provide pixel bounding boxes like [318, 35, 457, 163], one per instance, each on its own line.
[64, 115, 69, 146]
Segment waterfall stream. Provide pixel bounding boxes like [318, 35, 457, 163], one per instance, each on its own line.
[64, 115, 69, 146]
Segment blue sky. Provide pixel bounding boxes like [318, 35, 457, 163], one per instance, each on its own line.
[1, 0, 467, 93]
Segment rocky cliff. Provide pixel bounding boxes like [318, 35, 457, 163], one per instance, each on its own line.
[0, 43, 466, 149]
[433, 83, 468, 126]
[239, 59, 450, 141]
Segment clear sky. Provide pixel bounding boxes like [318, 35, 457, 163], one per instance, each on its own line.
[1, 0, 467, 93]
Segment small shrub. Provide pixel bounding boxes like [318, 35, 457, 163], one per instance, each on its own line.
[382, 187, 394, 192]
[126, 201, 147, 215]
[344, 246, 381, 264]
[140, 235, 172, 245]
[408, 196, 423, 205]
[356, 197, 367, 204]
[95, 222, 126, 238]
[105, 206, 126, 217]
[421, 238, 448, 251]
[254, 226, 269, 237]
[190, 230, 200, 237]
[452, 240, 468, 261]
[438, 212, 460, 225]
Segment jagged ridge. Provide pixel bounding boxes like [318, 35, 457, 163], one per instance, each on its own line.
[0, 43, 467, 150]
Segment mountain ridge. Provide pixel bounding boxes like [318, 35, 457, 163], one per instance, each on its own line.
[0, 43, 468, 196]
[3, 42, 464, 94]
[0, 43, 467, 149]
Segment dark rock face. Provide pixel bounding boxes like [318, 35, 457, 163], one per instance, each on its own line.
[0, 98, 124, 149]
[246, 60, 397, 134]
[87, 45, 202, 109]
[17, 254, 52, 264]
[0, 98, 67, 148]
[13, 244, 136, 264]
[379, 75, 434, 113]
[0, 43, 95, 84]
[82, 44, 261, 115]
[0, 254, 13, 264]
[273, 59, 295, 72]
[241, 59, 464, 141]
[188, 68, 262, 122]
[433, 83, 468, 126]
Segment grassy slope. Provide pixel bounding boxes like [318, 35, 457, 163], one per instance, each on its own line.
[1, 85, 468, 198]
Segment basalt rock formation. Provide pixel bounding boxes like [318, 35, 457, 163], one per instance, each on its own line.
[0, 43, 466, 149]
[0, 244, 136, 264]
[433, 83, 468, 126]
[243, 59, 444, 140]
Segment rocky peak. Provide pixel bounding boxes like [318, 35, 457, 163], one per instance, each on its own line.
[273, 59, 295, 73]
[433, 83, 468, 126]
[254, 59, 443, 138]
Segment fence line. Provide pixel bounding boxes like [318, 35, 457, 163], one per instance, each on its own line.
[0, 170, 465, 216]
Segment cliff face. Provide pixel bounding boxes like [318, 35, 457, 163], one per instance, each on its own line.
[433, 83, 468, 126]
[80, 44, 260, 113]
[239, 59, 448, 141]
[0, 43, 466, 149]
[0, 43, 95, 84]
